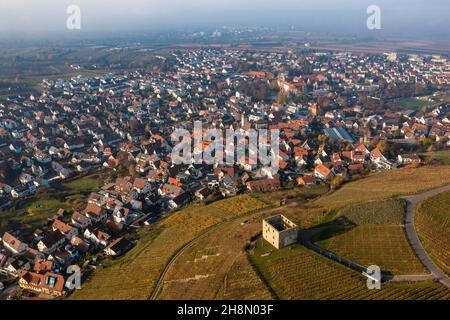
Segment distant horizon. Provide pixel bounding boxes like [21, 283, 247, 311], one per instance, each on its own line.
[0, 0, 449, 42]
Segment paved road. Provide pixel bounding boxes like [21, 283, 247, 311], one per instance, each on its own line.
[299, 229, 434, 282]
[402, 184, 450, 288]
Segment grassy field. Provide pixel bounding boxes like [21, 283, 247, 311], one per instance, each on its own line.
[69, 195, 268, 300]
[249, 239, 448, 300]
[415, 190, 450, 275]
[63, 175, 100, 193]
[314, 166, 450, 210]
[314, 199, 426, 275]
[252, 184, 329, 206]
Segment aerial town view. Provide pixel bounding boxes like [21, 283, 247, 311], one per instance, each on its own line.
[0, 0, 449, 313]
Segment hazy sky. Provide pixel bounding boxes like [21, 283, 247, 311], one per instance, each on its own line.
[0, 0, 449, 39]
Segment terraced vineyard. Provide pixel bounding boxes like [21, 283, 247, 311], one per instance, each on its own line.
[315, 199, 426, 275]
[318, 225, 427, 275]
[415, 190, 450, 275]
[249, 240, 449, 300]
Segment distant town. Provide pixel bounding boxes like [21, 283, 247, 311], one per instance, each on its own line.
[0, 47, 449, 299]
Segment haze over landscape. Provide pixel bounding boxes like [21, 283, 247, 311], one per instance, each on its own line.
[0, 0, 449, 40]
[0, 0, 449, 307]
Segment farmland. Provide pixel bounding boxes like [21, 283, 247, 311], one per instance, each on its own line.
[249, 239, 449, 300]
[251, 184, 329, 206]
[69, 195, 268, 300]
[156, 200, 326, 300]
[415, 190, 450, 275]
[156, 211, 272, 300]
[308, 168, 450, 276]
[340, 199, 406, 225]
[317, 225, 427, 275]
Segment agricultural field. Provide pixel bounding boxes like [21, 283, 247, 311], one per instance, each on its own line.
[314, 166, 450, 210]
[415, 190, 450, 275]
[393, 96, 433, 110]
[70, 195, 268, 300]
[317, 225, 427, 275]
[314, 199, 426, 275]
[251, 184, 329, 206]
[67, 168, 449, 300]
[249, 239, 449, 300]
[209, 195, 267, 217]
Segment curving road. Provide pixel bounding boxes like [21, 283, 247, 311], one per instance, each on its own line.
[402, 184, 450, 288]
